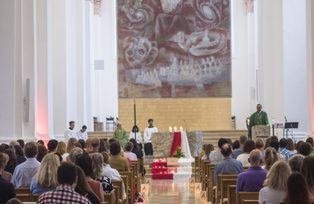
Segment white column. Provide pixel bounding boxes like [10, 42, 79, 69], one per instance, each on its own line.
[21, 0, 36, 140]
[230, 0, 252, 129]
[92, 0, 118, 122]
[65, 0, 93, 131]
[47, 0, 68, 139]
[34, 0, 52, 141]
[259, 0, 284, 127]
[0, 0, 17, 141]
[311, 0, 314, 136]
[283, 0, 312, 137]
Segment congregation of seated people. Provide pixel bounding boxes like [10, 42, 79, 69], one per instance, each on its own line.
[0, 136, 144, 204]
[199, 135, 314, 204]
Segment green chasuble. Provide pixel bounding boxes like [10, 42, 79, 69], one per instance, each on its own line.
[113, 128, 128, 148]
[249, 111, 269, 127]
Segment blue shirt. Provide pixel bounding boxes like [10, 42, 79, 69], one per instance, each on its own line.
[279, 147, 294, 160]
[11, 157, 41, 188]
[214, 156, 243, 183]
[236, 166, 267, 192]
[30, 177, 54, 195]
[232, 148, 244, 159]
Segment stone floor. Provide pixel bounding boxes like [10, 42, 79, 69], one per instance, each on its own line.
[143, 178, 207, 204]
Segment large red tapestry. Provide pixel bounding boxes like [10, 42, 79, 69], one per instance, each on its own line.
[117, 0, 231, 98]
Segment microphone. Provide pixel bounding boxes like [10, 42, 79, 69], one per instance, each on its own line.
[284, 116, 287, 122]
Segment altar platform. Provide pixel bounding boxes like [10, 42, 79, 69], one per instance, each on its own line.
[88, 130, 248, 149]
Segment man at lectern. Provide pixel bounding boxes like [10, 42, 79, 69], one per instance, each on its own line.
[248, 104, 269, 139]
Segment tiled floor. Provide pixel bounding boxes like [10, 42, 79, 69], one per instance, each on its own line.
[143, 178, 206, 204]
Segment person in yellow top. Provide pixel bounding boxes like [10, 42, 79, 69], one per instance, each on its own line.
[113, 123, 128, 148]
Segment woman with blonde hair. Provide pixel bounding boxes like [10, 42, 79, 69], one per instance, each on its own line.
[263, 147, 279, 170]
[63, 138, 78, 161]
[89, 153, 113, 193]
[259, 161, 291, 204]
[55, 141, 67, 161]
[30, 153, 60, 195]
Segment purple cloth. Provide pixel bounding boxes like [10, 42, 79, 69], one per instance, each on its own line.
[236, 167, 267, 192]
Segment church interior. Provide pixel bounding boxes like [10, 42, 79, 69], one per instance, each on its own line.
[0, 0, 314, 203]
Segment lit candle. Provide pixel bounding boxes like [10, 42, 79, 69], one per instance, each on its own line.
[174, 126, 177, 132]
[180, 126, 183, 132]
[169, 126, 173, 132]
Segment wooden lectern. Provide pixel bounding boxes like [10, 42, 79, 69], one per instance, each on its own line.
[252, 125, 270, 141]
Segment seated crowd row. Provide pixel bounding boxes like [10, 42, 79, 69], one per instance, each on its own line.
[200, 136, 314, 204]
[0, 137, 143, 204]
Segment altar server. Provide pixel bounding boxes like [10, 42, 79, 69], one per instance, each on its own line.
[77, 125, 88, 140]
[143, 119, 158, 156]
[64, 121, 76, 140]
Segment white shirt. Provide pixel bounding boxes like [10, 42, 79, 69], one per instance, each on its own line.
[124, 151, 138, 161]
[237, 153, 250, 167]
[129, 132, 143, 144]
[259, 187, 286, 204]
[64, 128, 77, 140]
[102, 164, 122, 181]
[143, 127, 158, 143]
[77, 130, 88, 140]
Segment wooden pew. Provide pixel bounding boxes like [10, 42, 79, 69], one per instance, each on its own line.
[227, 185, 236, 204]
[236, 192, 259, 204]
[241, 200, 259, 204]
[15, 188, 38, 202]
[204, 163, 215, 203]
[131, 161, 140, 192]
[120, 171, 133, 204]
[194, 156, 200, 182]
[103, 189, 116, 204]
[202, 160, 211, 191]
[112, 180, 124, 204]
[217, 174, 237, 204]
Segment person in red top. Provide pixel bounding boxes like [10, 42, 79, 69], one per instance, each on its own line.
[38, 162, 91, 204]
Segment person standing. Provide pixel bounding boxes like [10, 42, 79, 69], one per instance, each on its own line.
[77, 125, 88, 140]
[113, 123, 128, 149]
[129, 125, 143, 144]
[64, 121, 77, 140]
[143, 119, 158, 156]
[248, 104, 269, 139]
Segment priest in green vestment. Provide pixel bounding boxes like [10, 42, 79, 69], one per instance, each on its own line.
[113, 123, 128, 148]
[248, 104, 269, 139]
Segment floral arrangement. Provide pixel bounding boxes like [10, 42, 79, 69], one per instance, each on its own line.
[173, 147, 185, 158]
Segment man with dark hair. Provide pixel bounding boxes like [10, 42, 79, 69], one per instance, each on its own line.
[297, 142, 312, 156]
[11, 142, 40, 188]
[232, 135, 248, 159]
[279, 138, 293, 160]
[143, 119, 158, 156]
[236, 149, 267, 192]
[108, 142, 129, 172]
[38, 162, 91, 204]
[0, 153, 15, 203]
[306, 137, 314, 147]
[16, 139, 25, 148]
[47, 139, 58, 153]
[77, 125, 88, 141]
[209, 138, 229, 164]
[214, 143, 243, 183]
[64, 121, 77, 140]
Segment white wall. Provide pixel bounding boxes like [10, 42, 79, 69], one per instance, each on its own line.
[283, 0, 312, 137]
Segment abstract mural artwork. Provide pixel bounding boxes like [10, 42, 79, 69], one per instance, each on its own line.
[118, 0, 231, 98]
